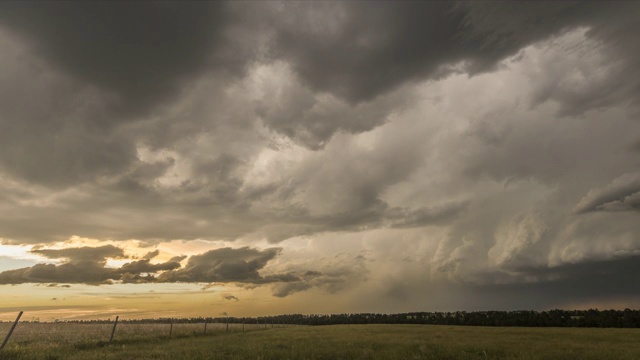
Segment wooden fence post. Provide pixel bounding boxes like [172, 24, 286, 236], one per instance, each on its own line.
[0, 311, 23, 351]
[169, 319, 174, 338]
[109, 316, 119, 344]
[204, 318, 208, 334]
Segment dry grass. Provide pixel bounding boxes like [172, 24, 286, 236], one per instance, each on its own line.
[2, 324, 639, 360]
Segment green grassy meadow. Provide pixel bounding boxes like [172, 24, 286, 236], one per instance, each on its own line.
[2, 324, 640, 360]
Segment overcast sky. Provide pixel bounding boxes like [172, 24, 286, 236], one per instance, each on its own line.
[1, 1, 639, 320]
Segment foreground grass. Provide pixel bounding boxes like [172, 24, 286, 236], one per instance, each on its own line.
[2, 324, 640, 360]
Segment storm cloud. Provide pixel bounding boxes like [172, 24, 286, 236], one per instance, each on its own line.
[1, 1, 640, 313]
[0, 246, 304, 288]
[0, 1, 231, 117]
[0, 245, 178, 285]
[157, 247, 293, 284]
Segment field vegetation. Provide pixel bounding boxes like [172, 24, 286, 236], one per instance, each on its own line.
[1, 324, 639, 360]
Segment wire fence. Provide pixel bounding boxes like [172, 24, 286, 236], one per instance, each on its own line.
[0, 312, 290, 351]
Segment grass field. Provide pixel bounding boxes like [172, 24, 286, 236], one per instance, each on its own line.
[0, 321, 261, 345]
[2, 324, 640, 359]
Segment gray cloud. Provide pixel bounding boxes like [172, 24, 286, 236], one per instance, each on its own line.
[141, 250, 160, 260]
[253, 1, 640, 148]
[157, 247, 290, 284]
[0, 2, 640, 311]
[270, 269, 352, 298]
[267, 2, 607, 104]
[268, 251, 368, 298]
[119, 259, 182, 275]
[32, 245, 126, 264]
[574, 172, 640, 213]
[0, 245, 301, 286]
[0, 28, 135, 187]
[387, 203, 468, 229]
[271, 281, 312, 298]
[471, 254, 640, 308]
[0, 263, 115, 285]
[252, 62, 415, 149]
[0, 2, 247, 190]
[2, 1, 617, 118]
[0, 1, 231, 118]
[0, 245, 180, 285]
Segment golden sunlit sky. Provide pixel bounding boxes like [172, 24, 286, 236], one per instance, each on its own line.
[1, 1, 640, 321]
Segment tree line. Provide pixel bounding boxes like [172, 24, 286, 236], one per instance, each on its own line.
[270, 309, 640, 328]
[38, 309, 640, 328]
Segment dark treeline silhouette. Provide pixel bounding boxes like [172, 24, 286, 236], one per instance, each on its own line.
[32, 309, 640, 328]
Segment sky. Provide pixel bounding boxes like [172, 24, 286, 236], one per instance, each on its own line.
[0, 1, 639, 321]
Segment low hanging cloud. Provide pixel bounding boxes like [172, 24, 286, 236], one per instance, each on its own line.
[471, 254, 640, 306]
[31, 245, 126, 264]
[0, 245, 180, 285]
[157, 247, 293, 284]
[573, 172, 640, 214]
[0, 246, 303, 289]
[270, 270, 343, 298]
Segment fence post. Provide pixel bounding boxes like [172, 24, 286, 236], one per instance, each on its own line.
[226, 320, 229, 332]
[204, 318, 208, 334]
[109, 316, 119, 344]
[0, 311, 23, 351]
[169, 319, 174, 338]
[242, 323, 245, 332]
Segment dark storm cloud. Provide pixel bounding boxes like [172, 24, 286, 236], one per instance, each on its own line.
[0, 1, 241, 189]
[0, 29, 136, 187]
[268, 1, 603, 104]
[472, 255, 640, 307]
[0, 0, 639, 311]
[236, 0, 640, 152]
[0, 245, 180, 285]
[257, 1, 640, 150]
[0, 1, 231, 118]
[157, 247, 291, 284]
[0, 246, 296, 286]
[0, 263, 116, 285]
[0, 0, 634, 191]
